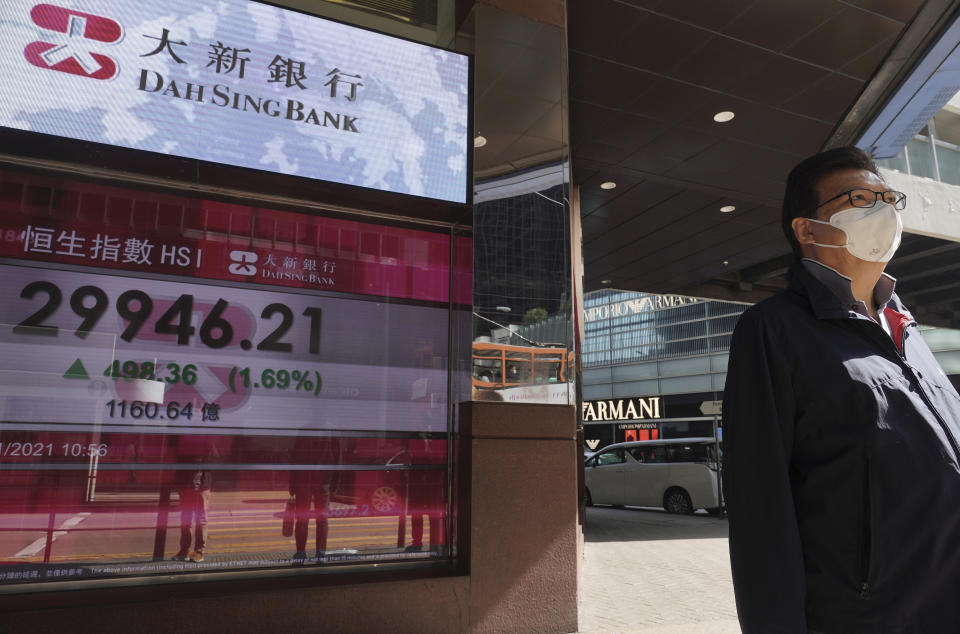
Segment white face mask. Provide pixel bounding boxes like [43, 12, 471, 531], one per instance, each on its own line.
[807, 202, 902, 263]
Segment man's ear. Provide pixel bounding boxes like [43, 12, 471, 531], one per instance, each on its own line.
[792, 216, 816, 246]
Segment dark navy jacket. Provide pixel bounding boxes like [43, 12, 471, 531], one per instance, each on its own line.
[723, 261, 960, 634]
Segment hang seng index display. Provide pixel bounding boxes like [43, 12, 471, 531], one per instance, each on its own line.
[0, 264, 450, 434]
[15, 279, 323, 355]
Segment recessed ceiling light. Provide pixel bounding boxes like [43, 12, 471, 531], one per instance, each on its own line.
[720, 205, 736, 213]
[600, 181, 617, 190]
[601, 279, 613, 284]
[713, 111, 735, 123]
[474, 135, 487, 148]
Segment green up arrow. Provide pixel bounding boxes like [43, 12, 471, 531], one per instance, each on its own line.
[63, 358, 90, 380]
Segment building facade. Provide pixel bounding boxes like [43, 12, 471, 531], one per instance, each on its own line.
[582, 287, 960, 455]
[0, 1, 580, 632]
[581, 290, 746, 451]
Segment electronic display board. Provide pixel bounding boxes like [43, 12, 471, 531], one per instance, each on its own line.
[0, 169, 463, 584]
[0, 169, 467, 436]
[0, 0, 470, 202]
[0, 263, 450, 434]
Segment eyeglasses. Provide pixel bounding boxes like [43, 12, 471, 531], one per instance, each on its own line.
[814, 188, 906, 211]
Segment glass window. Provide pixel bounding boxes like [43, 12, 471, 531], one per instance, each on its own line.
[0, 168, 460, 588]
[876, 150, 909, 174]
[595, 450, 625, 466]
[906, 136, 937, 179]
[665, 443, 711, 463]
[935, 144, 960, 186]
[471, 178, 573, 405]
[626, 446, 665, 463]
[582, 291, 747, 368]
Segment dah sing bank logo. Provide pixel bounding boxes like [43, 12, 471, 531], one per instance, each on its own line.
[228, 250, 259, 276]
[24, 4, 123, 80]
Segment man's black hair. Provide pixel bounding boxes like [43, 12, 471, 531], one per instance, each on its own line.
[781, 146, 880, 259]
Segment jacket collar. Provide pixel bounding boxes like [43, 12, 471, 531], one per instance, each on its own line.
[787, 259, 901, 322]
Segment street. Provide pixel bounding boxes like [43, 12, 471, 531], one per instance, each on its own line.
[579, 506, 740, 633]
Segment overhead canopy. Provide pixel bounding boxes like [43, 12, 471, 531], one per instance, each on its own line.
[568, 0, 960, 327]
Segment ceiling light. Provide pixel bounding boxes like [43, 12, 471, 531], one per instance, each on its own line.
[722, 260, 729, 266]
[713, 111, 735, 123]
[720, 205, 736, 213]
[601, 279, 613, 284]
[474, 135, 487, 148]
[600, 181, 617, 190]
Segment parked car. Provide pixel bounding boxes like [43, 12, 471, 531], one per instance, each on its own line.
[584, 437, 722, 515]
[332, 437, 447, 517]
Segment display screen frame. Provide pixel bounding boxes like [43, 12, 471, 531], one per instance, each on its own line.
[0, 158, 473, 593]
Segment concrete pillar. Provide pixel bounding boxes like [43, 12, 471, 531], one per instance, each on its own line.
[460, 401, 579, 633]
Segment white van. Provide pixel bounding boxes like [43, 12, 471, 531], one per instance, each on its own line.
[584, 437, 721, 514]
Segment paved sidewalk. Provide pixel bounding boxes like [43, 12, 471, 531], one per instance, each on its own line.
[578, 506, 741, 633]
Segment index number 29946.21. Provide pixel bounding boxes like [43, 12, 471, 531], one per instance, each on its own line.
[12, 281, 322, 354]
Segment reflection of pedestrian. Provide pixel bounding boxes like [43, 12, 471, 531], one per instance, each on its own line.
[173, 439, 218, 563]
[289, 436, 336, 564]
[173, 466, 211, 563]
[404, 475, 443, 553]
[399, 437, 445, 553]
[125, 441, 139, 485]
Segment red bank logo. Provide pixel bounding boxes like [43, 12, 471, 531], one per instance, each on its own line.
[24, 4, 123, 80]
[228, 250, 258, 276]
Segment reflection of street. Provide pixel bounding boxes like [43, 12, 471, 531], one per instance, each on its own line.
[0, 491, 436, 566]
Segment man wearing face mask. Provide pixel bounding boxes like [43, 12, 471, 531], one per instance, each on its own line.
[723, 147, 960, 634]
